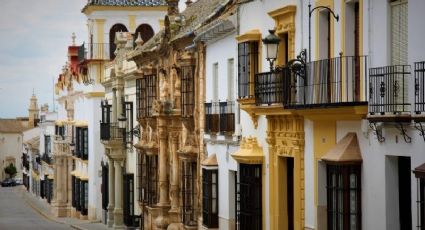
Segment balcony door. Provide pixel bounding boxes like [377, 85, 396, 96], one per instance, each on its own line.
[345, 1, 361, 101]
[318, 10, 331, 103]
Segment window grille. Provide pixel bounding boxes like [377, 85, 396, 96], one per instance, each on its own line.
[102, 163, 109, 210]
[204, 101, 219, 134]
[202, 169, 218, 228]
[124, 101, 133, 144]
[181, 66, 195, 118]
[182, 161, 197, 226]
[124, 174, 136, 227]
[238, 42, 259, 99]
[219, 101, 235, 134]
[75, 178, 81, 211]
[141, 155, 158, 206]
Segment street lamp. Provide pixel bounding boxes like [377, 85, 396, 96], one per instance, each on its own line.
[262, 29, 281, 71]
[118, 114, 127, 129]
[308, 3, 339, 62]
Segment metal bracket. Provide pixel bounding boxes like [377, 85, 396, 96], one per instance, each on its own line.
[369, 122, 385, 142]
[395, 123, 412, 143]
[414, 122, 425, 142]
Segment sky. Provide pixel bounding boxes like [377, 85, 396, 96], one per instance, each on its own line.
[0, 0, 188, 119]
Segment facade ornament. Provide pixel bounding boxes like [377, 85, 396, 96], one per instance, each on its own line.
[159, 69, 170, 101]
[135, 32, 144, 49]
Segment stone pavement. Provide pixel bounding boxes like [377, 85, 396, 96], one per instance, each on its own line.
[17, 186, 109, 230]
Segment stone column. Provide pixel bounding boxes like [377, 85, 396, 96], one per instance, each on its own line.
[67, 156, 73, 217]
[157, 118, 170, 206]
[112, 88, 117, 123]
[107, 158, 115, 227]
[116, 86, 123, 118]
[170, 131, 179, 212]
[113, 159, 124, 229]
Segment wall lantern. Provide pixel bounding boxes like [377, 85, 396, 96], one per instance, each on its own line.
[262, 29, 281, 71]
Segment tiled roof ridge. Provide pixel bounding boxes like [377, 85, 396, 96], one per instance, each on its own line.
[84, 0, 167, 8]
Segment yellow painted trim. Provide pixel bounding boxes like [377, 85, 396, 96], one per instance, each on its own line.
[296, 105, 368, 121]
[83, 5, 168, 15]
[55, 120, 66, 126]
[159, 19, 165, 29]
[128, 15, 136, 31]
[80, 175, 89, 181]
[235, 29, 262, 43]
[74, 121, 88, 127]
[267, 115, 305, 230]
[314, 0, 334, 60]
[95, 19, 105, 44]
[268, 5, 297, 63]
[84, 91, 105, 98]
[47, 174, 54, 180]
[231, 137, 264, 164]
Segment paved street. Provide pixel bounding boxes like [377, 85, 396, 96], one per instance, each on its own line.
[0, 186, 71, 230]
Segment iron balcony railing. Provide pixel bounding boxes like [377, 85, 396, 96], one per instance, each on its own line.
[415, 61, 425, 114]
[205, 102, 219, 134]
[100, 122, 126, 142]
[369, 65, 411, 115]
[254, 56, 368, 107]
[78, 43, 110, 62]
[219, 101, 235, 133]
[41, 154, 53, 165]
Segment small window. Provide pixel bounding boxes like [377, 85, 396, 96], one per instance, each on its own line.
[213, 63, 219, 101]
[182, 161, 198, 226]
[202, 169, 219, 228]
[181, 66, 195, 118]
[141, 155, 158, 206]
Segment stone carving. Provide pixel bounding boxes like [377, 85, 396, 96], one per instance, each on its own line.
[159, 69, 170, 101]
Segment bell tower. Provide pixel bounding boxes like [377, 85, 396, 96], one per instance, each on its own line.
[28, 92, 39, 128]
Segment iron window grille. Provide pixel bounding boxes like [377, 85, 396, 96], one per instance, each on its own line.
[141, 155, 158, 206]
[326, 165, 361, 230]
[238, 41, 259, 99]
[236, 164, 262, 230]
[369, 65, 411, 115]
[80, 180, 89, 216]
[219, 101, 235, 134]
[124, 174, 138, 227]
[101, 163, 109, 211]
[137, 75, 157, 118]
[40, 179, 45, 199]
[182, 161, 198, 227]
[55, 125, 65, 138]
[205, 101, 219, 134]
[181, 66, 195, 118]
[46, 178, 53, 204]
[75, 178, 80, 211]
[124, 101, 134, 144]
[255, 70, 286, 105]
[202, 169, 219, 228]
[415, 61, 425, 114]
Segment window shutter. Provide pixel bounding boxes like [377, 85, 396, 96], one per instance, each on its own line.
[391, 0, 408, 65]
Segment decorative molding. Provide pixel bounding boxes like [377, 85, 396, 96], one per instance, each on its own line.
[235, 29, 262, 43]
[231, 136, 264, 164]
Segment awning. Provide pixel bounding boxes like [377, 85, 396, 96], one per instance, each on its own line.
[414, 163, 425, 178]
[231, 137, 264, 164]
[201, 153, 218, 169]
[321, 132, 362, 164]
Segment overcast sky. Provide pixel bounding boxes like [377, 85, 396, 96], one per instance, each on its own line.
[0, 0, 187, 119]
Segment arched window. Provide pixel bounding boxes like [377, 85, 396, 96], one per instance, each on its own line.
[109, 23, 128, 60]
[134, 24, 154, 44]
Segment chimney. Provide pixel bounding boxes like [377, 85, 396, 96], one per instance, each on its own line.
[167, 0, 179, 15]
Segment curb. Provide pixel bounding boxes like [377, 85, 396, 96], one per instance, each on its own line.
[20, 189, 66, 225]
[70, 224, 88, 230]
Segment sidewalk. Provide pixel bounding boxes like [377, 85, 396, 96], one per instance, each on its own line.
[18, 186, 109, 230]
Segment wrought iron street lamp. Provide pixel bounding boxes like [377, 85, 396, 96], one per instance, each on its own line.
[118, 114, 127, 129]
[308, 3, 339, 62]
[262, 29, 281, 71]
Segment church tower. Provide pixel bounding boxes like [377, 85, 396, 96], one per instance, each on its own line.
[28, 93, 39, 128]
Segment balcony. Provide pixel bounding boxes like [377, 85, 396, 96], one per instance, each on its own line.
[204, 101, 235, 135]
[368, 65, 411, 117]
[100, 122, 126, 142]
[205, 102, 219, 134]
[254, 56, 368, 108]
[415, 61, 425, 115]
[78, 43, 110, 63]
[41, 153, 53, 165]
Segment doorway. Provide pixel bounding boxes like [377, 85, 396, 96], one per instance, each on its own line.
[398, 156, 412, 229]
[277, 156, 294, 230]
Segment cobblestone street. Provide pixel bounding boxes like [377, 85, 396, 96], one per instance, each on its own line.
[0, 186, 71, 229]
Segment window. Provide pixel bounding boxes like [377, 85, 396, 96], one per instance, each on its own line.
[219, 101, 235, 134]
[228, 58, 235, 101]
[80, 180, 88, 216]
[181, 66, 195, 118]
[101, 100, 112, 124]
[55, 125, 65, 138]
[124, 174, 136, 227]
[44, 135, 51, 154]
[75, 178, 80, 211]
[391, 0, 408, 65]
[75, 127, 89, 160]
[326, 165, 361, 230]
[213, 63, 219, 101]
[204, 102, 219, 134]
[124, 101, 133, 144]
[137, 75, 157, 118]
[238, 42, 259, 98]
[182, 161, 197, 226]
[134, 24, 154, 44]
[202, 169, 218, 228]
[141, 155, 158, 206]
[236, 164, 262, 230]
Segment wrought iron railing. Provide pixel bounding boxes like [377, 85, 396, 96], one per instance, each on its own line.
[291, 55, 368, 107]
[219, 101, 235, 134]
[369, 65, 411, 115]
[415, 61, 425, 114]
[100, 122, 126, 142]
[205, 102, 220, 134]
[41, 154, 53, 165]
[78, 43, 110, 62]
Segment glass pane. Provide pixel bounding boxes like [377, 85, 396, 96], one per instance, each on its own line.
[212, 184, 217, 198]
[212, 198, 217, 213]
[350, 173, 357, 188]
